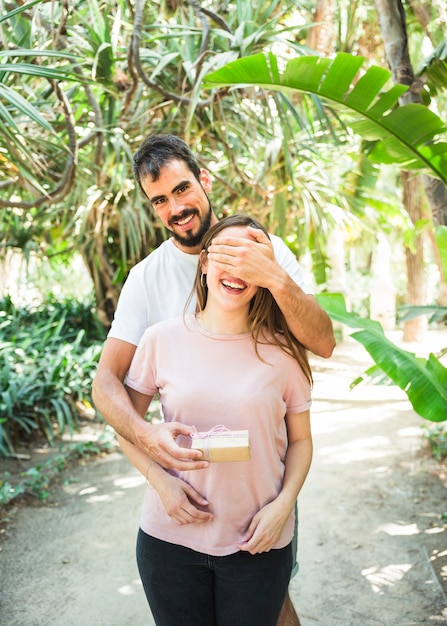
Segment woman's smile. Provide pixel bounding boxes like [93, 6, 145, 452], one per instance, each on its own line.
[221, 277, 247, 293]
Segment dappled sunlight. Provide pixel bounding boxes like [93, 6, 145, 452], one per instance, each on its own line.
[429, 548, 447, 586]
[311, 401, 415, 436]
[361, 563, 412, 593]
[312, 396, 407, 409]
[79, 486, 98, 496]
[60, 453, 147, 508]
[82, 474, 145, 504]
[426, 527, 446, 535]
[397, 426, 422, 438]
[118, 579, 143, 597]
[86, 493, 115, 503]
[375, 521, 419, 536]
[317, 435, 393, 464]
[115, 475, 146, 489]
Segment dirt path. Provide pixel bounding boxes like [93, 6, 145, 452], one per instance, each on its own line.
[1, 335, 446, 625]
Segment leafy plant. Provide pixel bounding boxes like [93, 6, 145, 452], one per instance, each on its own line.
[203, 52, 447, 183]
[0, 427, 116, 505]
[0, 297, 106, 456]
[0, 472, 25, 505]
[317, 292, 447, 422]
[422, 423, 447, 460]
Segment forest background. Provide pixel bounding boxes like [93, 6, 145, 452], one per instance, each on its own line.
[0, 0, 446, 494]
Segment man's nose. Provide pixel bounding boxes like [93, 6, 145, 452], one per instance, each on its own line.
[167, 195, 183, 213]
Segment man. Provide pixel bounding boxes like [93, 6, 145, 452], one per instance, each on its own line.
[92, 134, 335, 626]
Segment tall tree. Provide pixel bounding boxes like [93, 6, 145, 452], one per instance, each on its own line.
[0, 0, 368, 322]
[307, 0, 336, 56]
[373, 0, 447, 339]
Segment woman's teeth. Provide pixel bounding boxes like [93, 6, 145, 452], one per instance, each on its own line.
[222, 279, 244, 290]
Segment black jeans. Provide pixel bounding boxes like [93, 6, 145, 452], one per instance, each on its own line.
[136, 529, 292, 626]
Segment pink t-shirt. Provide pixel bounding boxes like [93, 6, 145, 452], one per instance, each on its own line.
[126, 314, 312, 557]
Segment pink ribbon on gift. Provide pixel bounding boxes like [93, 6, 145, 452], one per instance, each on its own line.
[190, 425, 233, 462]
[190, 425, 232, 439]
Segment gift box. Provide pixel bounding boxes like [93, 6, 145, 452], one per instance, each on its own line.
[190, 427, 250, 462]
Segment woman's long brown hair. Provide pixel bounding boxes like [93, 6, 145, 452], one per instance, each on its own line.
[186, 214, 313, 386]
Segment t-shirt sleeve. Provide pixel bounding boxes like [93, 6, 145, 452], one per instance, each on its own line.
[125, 328, 158, 396]
[108, 267, 148, 346]
[271, 235, 313, 295]
[283, 358, 312, 414]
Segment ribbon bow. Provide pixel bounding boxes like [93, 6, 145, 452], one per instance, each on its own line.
[190, 425, 232, 439]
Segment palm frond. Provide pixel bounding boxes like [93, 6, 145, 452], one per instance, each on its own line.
[203, 52, 447, 182]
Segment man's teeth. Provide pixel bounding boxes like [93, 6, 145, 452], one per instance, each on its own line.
[177, 214, 193, 225]
[222, 280, 244, 290]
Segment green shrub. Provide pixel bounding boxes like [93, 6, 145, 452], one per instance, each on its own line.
[423, 423, 447, 460]
[0, 296, 106, 456]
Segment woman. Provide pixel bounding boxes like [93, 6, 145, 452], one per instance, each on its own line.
[119, 214, 313, 626]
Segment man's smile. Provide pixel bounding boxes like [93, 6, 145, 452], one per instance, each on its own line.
[169, 209, 198, 229]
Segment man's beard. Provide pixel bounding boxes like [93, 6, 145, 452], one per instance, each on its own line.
[169, 204, 213, 249]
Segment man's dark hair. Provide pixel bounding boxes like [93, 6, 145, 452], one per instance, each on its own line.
[133, 134, 201, 196]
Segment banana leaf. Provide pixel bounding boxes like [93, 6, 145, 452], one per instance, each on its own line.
[203, 52, 447, 183]
[316, 293, 447, 422]
[398, 305, 447, 324]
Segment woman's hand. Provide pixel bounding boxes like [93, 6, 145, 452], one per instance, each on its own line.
[154, 472, 214, 526]
[236, 499, 291, 555]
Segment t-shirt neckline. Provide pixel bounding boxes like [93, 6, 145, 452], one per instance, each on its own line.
[187, 314, 252, 340]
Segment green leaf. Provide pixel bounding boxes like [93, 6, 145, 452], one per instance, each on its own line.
[316, 292, 384, 333]
[317, 293, 447, 422]
[0, 50, 79, 60]
[351, 329, 447, 422]
[0, 0, 45, 24]
[0, 63, 86, 82]
[398, 305, 447, 324]
[203, 52, 447, 182]
[0, 83, 53, 131]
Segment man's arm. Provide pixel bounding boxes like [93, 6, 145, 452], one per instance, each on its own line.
[92, 337, 208, 470]
[207, 226, 335, 358]
[269, 276, 334, 358]
[118, 433, 213, 525]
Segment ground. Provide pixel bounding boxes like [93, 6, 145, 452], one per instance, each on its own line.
[1, 334, 446, 626]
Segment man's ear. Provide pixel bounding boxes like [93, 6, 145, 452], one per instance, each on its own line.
[199, 169, 212, 193]
[199, 250, 208, 274]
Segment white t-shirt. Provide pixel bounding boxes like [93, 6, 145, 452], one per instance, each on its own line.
[108, 235, 311, 346]
[126, 315, 312, 556]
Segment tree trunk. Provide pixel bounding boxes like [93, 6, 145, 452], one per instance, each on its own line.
[401, 172, 426, 341]
[81, 248, 119, 331]
[422, 175, 447, 227]
[374, 0, 447, 227]
[406, 0, 432, 41]
[373, 0, 447, 337]
[307, 0, 336, 56]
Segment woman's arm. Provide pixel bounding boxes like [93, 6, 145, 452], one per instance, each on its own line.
[237, 409, 312, 554]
